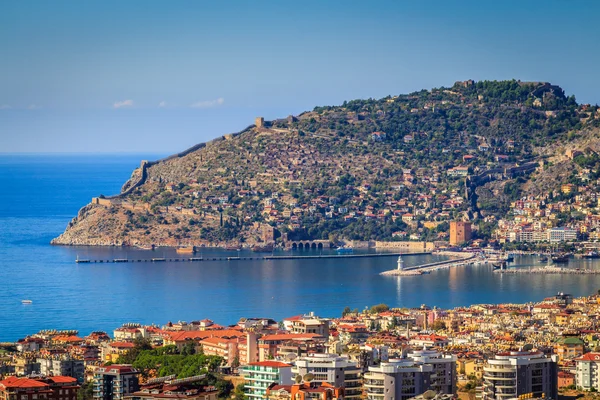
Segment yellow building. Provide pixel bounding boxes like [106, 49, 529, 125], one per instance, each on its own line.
[554, 336, 584, 361]
[561, 183, 576, 194]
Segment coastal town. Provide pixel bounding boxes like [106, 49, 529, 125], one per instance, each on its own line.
[51, 80, 600, 250]
[5, 4, 600, 400]
[4, 292, 600, 400]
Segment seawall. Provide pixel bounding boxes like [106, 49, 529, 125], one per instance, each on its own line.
[380, 251, 475, 276]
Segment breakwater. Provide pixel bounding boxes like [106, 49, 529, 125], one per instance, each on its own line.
[494, 266, 600, 275]
[75, 251, 431, 264]
[380, 251, 476, 276]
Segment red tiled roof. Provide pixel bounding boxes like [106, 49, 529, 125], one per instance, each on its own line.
[200, 337, 235, 345]
[164, 329, 244, 342]
[110, 342, 135, 349]
[575, 352, 600, 362]
[47, 376, 78, 384]
[284, 315, 304, 321]
[248, 361, 292, 368]
[0, 377, 49, 389]
[53, 335, 84, 342]
[97, 365, 138, 374]
[558, 371, 574, 378]
[259, 333, 321, 342]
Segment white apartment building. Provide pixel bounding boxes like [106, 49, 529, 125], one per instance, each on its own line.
[240, 361, 293, 399]
[482, 351, 558, 400]
[291, 354, 362, 399]
[575, 352, 600, 391]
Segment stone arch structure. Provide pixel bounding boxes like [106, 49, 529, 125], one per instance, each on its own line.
[287, 240, 330, 250]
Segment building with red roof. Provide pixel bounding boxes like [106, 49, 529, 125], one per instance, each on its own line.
[127, 377, 217, 400]
[199, 337, 239, 366]
[240, 361, 293, 399]
[0, 376, 79, 400]
[266, 381, 344, 400]
[257, 334, 324, 362]
[162, 329, 244, 352]
[575, 352, 600, 391]
[93, 365, 140, 400]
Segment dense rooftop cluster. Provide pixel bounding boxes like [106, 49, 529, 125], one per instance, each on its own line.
[5, 292, 600, 400]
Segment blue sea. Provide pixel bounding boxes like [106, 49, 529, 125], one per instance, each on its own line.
[0, 154, 599, 342]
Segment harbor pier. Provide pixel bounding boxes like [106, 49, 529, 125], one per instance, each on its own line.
[74, 251, 431, 264]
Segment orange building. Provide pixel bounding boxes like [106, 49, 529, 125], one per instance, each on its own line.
[449, 221, 472, 246]
[267, 382, 344, 400]
[558, 371, 575, 388]
[0, 376, 79, 400]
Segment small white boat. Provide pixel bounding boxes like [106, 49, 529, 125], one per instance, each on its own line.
[336, 246, 354, 254]
[21, 300, 32, 304]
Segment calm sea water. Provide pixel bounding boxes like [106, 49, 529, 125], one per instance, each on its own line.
[0, 154, 599, 341]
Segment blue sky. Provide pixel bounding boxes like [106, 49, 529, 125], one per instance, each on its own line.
[1, 0, 599, 153]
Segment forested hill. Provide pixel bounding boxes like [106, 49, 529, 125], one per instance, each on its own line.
[52, 80, 600, 248]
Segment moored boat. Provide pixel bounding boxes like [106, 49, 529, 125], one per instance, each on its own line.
[176, 246, 196, 254]
[336, 246, 354, 254]
[583, 251, 600, 259]
[551, 253, 570, 263]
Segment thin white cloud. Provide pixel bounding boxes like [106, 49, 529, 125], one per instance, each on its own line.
[190, 97, 224, 109]
[0, 104, 11, 110]
[27, 104, 40, 110]
[113, 99, 134, 108]
[158, 101, 167, 108]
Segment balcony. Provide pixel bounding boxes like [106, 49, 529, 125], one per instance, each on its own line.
[483, 367, 515, 373]
[483, 374, 516, 381]
[345, 377, 362, 383]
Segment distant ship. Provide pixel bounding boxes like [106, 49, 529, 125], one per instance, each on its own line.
[336, 246, 354, 254]
[176, 246, 196, 254]
[583, 251, 600, 259]
[492, 261, 507, 270]
[551, 253, 570, 263]
[21, 300, 32, 304]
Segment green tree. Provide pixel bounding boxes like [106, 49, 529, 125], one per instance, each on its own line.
[233, 383, 247, 400]
[431, 320, 446, 331]
[370, 304, 390, 314]
[77, 381, 94, 400]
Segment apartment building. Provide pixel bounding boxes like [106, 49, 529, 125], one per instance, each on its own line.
[291, 354, 362, 399]
[199, 337, 238, 366]
[240, 361, 293, 399]
[0, 376, 80, 400]
[364, 349, 456, 400]
[93, 365, 140, 400]
[37, 356, 85, 383]
[482, 351, 558, 400]
[575, 352, 600, 391]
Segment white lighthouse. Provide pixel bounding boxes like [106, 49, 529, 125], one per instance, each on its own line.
[397, 255, 404, 271]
